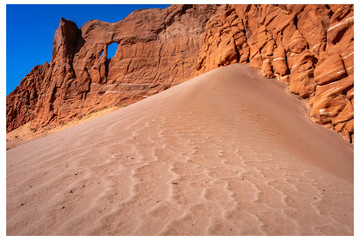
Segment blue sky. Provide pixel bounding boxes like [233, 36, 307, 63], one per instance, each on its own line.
[6, 4, 170, 95]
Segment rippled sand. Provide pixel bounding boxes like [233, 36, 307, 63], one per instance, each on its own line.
[7, 64, 353, 235]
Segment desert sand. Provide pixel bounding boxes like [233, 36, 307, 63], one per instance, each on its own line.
[6, 64, 353, 235]
[6, 106, 121, 149]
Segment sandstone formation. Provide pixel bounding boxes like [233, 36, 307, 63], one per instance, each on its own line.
[7, 4, 354, 143]
[6, 5, 219, 132]
[197, 4, 354, 142]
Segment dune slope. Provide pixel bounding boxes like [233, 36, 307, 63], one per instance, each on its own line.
[6, 64, 353, 235]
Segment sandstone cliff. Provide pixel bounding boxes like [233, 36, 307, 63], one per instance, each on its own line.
[6, 5, 219, 132]
[6, 4, 354, 143]
[197, 4, 354, 142]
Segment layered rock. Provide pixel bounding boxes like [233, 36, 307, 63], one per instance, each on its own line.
[6, 5, 219, 132]
[7, 4, 354, 143]
[196, 4, 354, 142]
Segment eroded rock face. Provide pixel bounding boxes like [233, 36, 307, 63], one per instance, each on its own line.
[7, 4, 354, 143]
[197, 4, 354, 142]
[6, 5, 219, 132]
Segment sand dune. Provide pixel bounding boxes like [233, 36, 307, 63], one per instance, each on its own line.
[6, 64, 353, 235]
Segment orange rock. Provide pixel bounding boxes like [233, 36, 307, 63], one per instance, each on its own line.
[218, 36, 238, 66]
[289, 69, 316, 98]
[282, 24, 297, 51]
[261, 59, 273, 78]
[341, 46, 354, 75]
[339, 129, 351, 143]
[328, 4, 343, 13]
[332, 101, 353, 125]
[310, 94, 349, 125]
[334, 122, 346, 133]
[312, 75, 353, 99]
[327, 5, 354, 46]
[7, 4, 354, 143]
[309, 75, 353, 127]
[297, 5, 330, 50]
[239, 43, 250, 63]
[276, 74, 290, 84]
[288, 50, 317, 97]
[345, 119, 354, 133]
[314, 54, 347, 85]
[264, 39, 275, 57]
[288, 30, 308, 54]
[7, 5, 219, 132]
[346, 87, 354, 100]
[272, 46, 288, 76]
[256, 26, 268, 51]
[250, 51, 263, 69]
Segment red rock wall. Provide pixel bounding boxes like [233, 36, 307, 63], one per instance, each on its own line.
[6, 5, 218, 132]
[197, 4, 354, 142]
[7, 4, 354, 143]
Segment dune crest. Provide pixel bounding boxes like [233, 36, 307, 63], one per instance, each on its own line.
[7, 64, 353, 235]
[7, 4, 354, 142]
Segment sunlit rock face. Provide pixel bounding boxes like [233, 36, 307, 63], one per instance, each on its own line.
[7, 4, 354, 142]
[6, 5, 219, 132]
[197, 4, 354, 142]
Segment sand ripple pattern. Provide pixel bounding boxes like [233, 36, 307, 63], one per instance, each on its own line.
[7, 64, 353, 235]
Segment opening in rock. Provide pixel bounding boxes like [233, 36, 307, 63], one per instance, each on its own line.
[107, 42, 119, 59]
[99, 42, 119, 59]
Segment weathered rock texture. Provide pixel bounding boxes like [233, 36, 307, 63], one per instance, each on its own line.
[6, 5, 219, 132]
[197, 4, 354, 142]
[7, 4, 354, 143]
